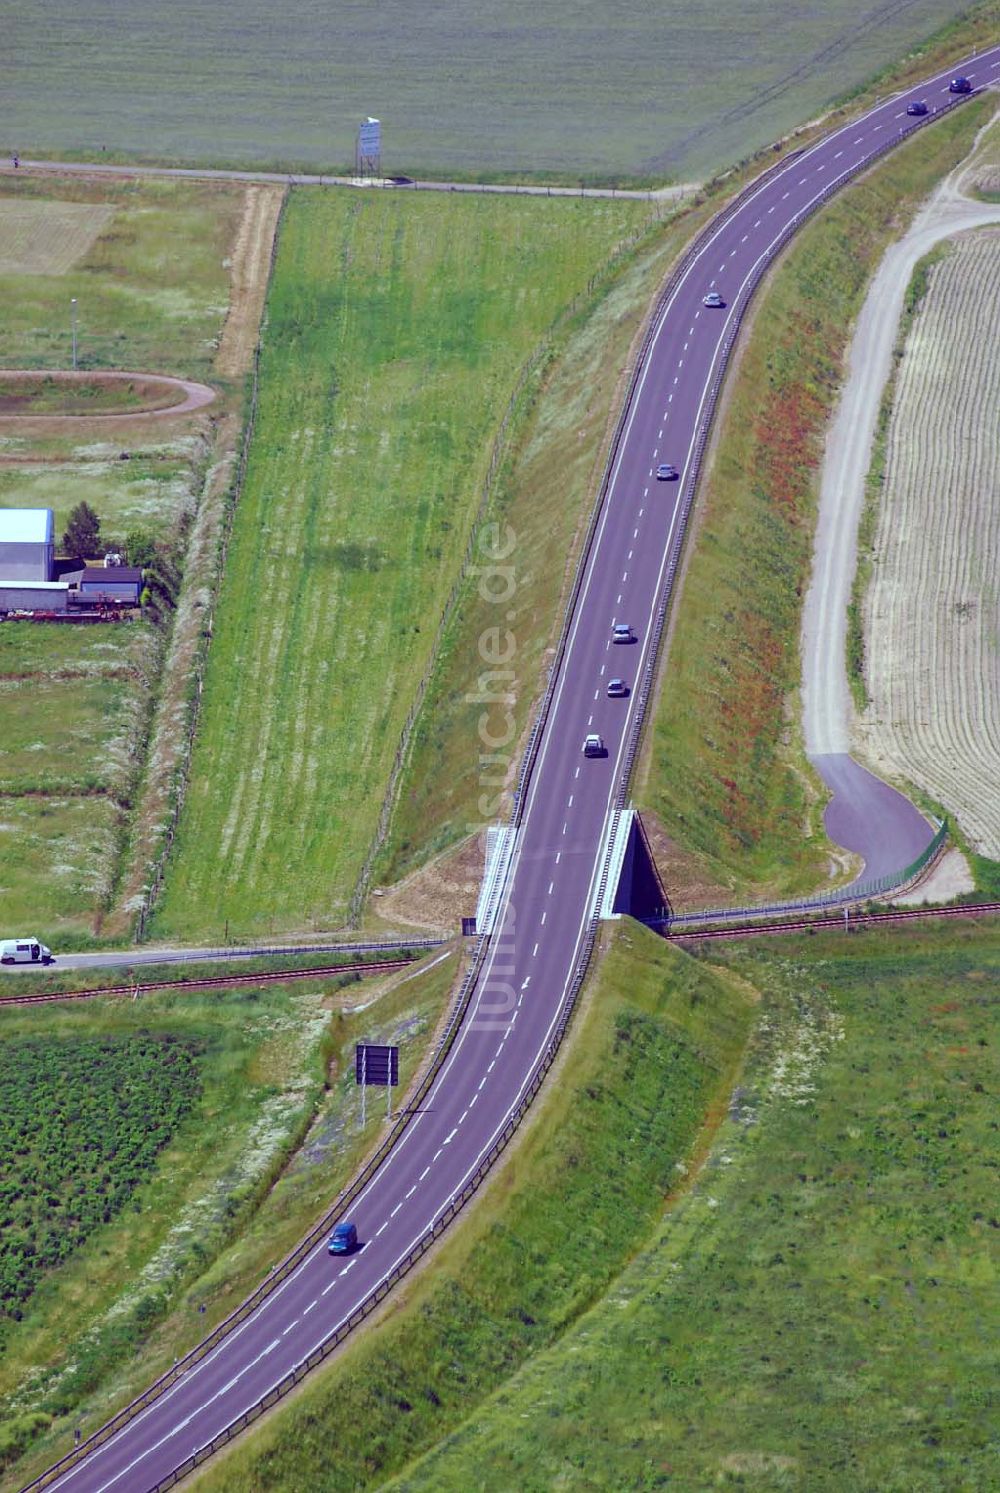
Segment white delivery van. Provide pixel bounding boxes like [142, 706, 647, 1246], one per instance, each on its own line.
[1, 937, 53, 965]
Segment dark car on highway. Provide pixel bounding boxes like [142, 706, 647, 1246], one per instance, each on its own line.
[949, 76, 972, 93]
[906, 100, 928, 116]
[328, 1222, 358, 1255]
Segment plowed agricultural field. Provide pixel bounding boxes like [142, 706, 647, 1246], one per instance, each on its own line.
[861, 229, 1000, 855]
[152, 188, 651, 941]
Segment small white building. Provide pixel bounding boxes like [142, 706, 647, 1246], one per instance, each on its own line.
[0, 509, 55, 582]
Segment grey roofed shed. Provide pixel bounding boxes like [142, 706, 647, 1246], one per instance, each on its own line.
[0, 508, 55, 582]
[77, 566, 142, 604]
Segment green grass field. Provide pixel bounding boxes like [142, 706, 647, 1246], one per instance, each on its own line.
[6, 1, 986, 181]
[389, 919, 999, 1493]
[188, 924, 753, 1492]
[152, 188, 653, 941]
[377, 202, 698, 888]
[0, 173, 241, 376]
[3, 950, 457, 1487]
[0, 172, 246, 945]
[0, 621, 153, 941]
[634, 95, 993, 906]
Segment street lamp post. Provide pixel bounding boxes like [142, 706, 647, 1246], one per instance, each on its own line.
[70, 298, 77, 370]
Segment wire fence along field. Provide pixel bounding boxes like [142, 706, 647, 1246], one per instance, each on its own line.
[861, 230, 1000, 857]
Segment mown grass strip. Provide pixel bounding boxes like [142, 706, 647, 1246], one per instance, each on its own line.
[187, 923, 752, 1493]
[153, 189, 653, 941]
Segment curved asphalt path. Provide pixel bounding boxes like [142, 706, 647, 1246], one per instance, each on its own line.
[0, 370, 216, 421]
[36, 49, 1000, 1493]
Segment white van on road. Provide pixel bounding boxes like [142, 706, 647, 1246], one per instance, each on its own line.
[1, 938, 54, 966]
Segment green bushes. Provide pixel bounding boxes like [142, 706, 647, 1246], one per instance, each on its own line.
[0, 1035, 200, 1317]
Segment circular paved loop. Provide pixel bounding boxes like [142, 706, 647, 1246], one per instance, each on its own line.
[0, 369, 216, 422]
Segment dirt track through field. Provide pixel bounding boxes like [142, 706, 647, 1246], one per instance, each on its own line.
[215, 185, 285, 378]
[861, 227, 1000, 856]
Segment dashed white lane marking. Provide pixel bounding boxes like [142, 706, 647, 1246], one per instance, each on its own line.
[834, 149, 843, 158]
[433, 1147, 443, 1161]
[798, 176, 808, 184]
[488, 1059, 496, 1072]
[322, 1280, 337, 1295]
[621, 571, 628, 583]
[575, 763, 581, 777]
[673, 375, 679, 384]
[688, 324, 695, 335]
[282, 1320, 298, 1335]
[740, 234, 747, 242]
[548, 880, 554, 894]
[443, 1128, 457, 1145]
[643, 486, 649, 497]
[419, 1165, 430, 1180]
[753, 218, 761, 227]
[541, 911, 547, 926]
[677, 358, 683, 368]
[587, 712, 593, 725]
[561, 822, 567, 836]
[468, 1092, 478, 1108]
[478, 1075, 488, 1090]
[816, 162, 825, 170]
[599, 665, 605, 677]
[627, 548, 633, 560]
[854, 136, 864, 143]
[658, 427, 663, 437]
[633, 528, 639, 539]
[782, 190, 790, 199]
[406, 1185, 416, 1198]
[390, 1202, 402, 1216]
[638, 508, 644, 516]
[555, 850, 561, 863]
[593, 688, 599, 700]
[682, 341, 688, 351]
[458, 1110, 467, 1123]
[533, 938, 540, 955]
[767, 204, 776, 213]
[729, 247, 736, 256]
[616, 592, 622, 603]
[340, 1260, 357, 1275]
[303, 1299, 316, 1315]
[376, 1221, 388, 1236]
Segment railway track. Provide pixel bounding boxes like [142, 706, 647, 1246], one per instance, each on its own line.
[0, 957, 415, 1008]
[669, 900, 1000, 941]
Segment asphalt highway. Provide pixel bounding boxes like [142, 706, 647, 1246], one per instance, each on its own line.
[37, 48, 1000, 1493]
